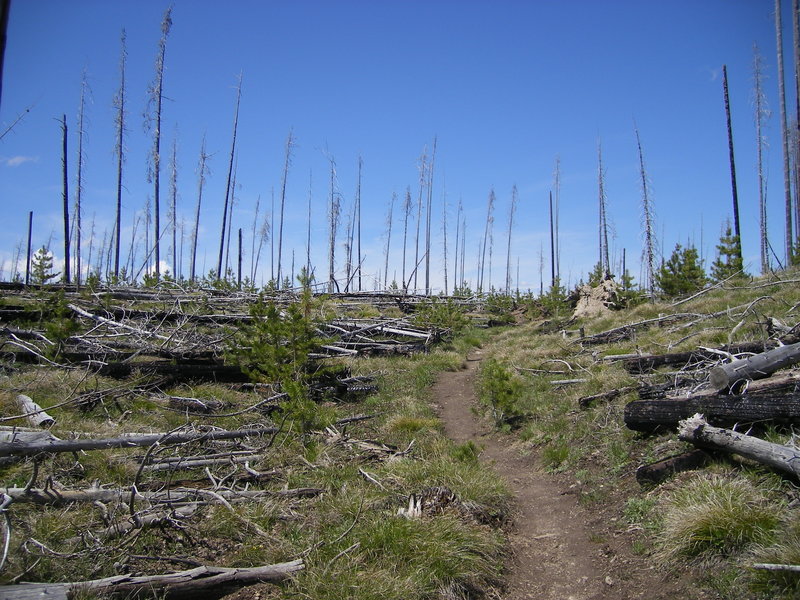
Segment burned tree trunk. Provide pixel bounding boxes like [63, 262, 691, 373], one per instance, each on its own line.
[709, 341, 800, 392]
[679, 413, 800, 478]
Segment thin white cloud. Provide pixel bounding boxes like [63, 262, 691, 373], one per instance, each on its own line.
[2, 155, 38, 167]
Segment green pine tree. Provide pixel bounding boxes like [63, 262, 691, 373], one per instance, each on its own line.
[30, 246, 60, 285]
[655, 243, 707, 297]
[710, 223, 745, 282]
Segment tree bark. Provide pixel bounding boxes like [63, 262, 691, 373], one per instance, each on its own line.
[679, 413, 800, 477]
[15, 394, 55, 427]
[624, 377, 800, 431]
[0, 427, 276, 458]
[708, 341, 800, 391]
[5, 560, 304, 600]
[635, 449, 712, 485]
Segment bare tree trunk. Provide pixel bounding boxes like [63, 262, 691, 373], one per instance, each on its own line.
[224, 157, 238, 276]
[442, 179, 448, 295]
[327, 153, 340, 293]
[384, 191, 395, 289]
[148, 7, 173, 280]
[401, 186, 411, 291]
[306, 170, 312, 278]
[217, 72, 242, 280]
[238, 227, 242, 289]
[169, 135, 178, 277]
[722, 65, 743, 261]
[190, 134, 208, 282]
[505, 184, 517, 294]
[553, 157, 561, 282]
[276, 128, 294, 288]
[776, 0, 795, 264]
[356, 155, 363, 291]
[479, 189, 495, 293]
[635, 124, 655, 294]
[250, 193, 261, 283]
[414, 148, 427, 292]
[74, 69, 88, 287]
[61, 114, 70, 284]
[253, 199, 269, 286]
[425, 137, 437, 295]
[794, 0, 800, 247]
[25, 211, 32, 285]
[453, 197, 462, 292]
[598, 141, 610, 276]
[754, 43, 771, 274]
[549, 191, 555, 288]
[113, 29, 127, 280]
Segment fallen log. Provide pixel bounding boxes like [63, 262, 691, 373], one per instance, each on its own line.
[0, 427, 277, 458]
[624, 378, 800, 432]
[578, 386, 635, 408]
[622, 341, 774, 374]
[5, 560, 304, 600]
[635, 449, 712, 485]
[14, 394, 55, 427]
[678, 413, 800, 478]
[709, 341, 800, 392]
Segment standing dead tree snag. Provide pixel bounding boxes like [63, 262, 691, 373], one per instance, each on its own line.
[597, 141, 610, 277]
[722, 65, 743, 262]
[190, 134, 209, 282]
[753, 43, 770, 273]
[327, 152, 341, 293]
[217, 72, 242, 280]
[776, 0, 794, 264]
[276, 128, 295, 288]
[635, 124, 656, 294]
[113, 29, 127, 280]
[505, 184, 518, 294]
[61, 114, 70, 284]
[146, 5, 173, 280]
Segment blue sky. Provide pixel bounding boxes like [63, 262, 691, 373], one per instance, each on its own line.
[0, 0, 792, 292]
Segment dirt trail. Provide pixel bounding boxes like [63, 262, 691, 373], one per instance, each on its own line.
[432, 350, 686, 600]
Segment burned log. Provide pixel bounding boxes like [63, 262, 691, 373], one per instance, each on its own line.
[622, 341, 774, 374]
[635, 449, 712, 485]
[4, 560, 304, 600]
[678, 413, 800, 478]
[624, 376, 800, 432]
[709, 341, 800, 392]
[0, 427, 276, 458]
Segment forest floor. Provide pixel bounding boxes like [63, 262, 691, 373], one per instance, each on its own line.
[432, 349, 708, 600]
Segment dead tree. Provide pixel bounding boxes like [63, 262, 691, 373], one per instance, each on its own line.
[552, 157, 561, 282]
[425, 137, 437, 295]
[598, 141, 610, 276]
[384, 191, 396, 289]
[709, 341, 800, 392]
[453, 197, 462, 291]
[413, 149, 427, 292]
[25, 211, 32, 285]
[441, 178, 448, 295]
[549, 191, 555, 288]
[276, 128, 294, 288]
[61, 114, 70, 284]
[753, 43, 770, 273]
[679, 413, 800, 478]
[505, 184, 518, 294]
[402, 186, 412, 291]
[74, 69, 89, 286]
[169, 135, 178, 276]
[327, 152, 340, 293]
[635, 124, 656, 293]
[216, 73, 242, 280]
[722, 65, 743, 261]
[795, 0, 800, 249]
[776, 0, 794, 264]
[478, 189, 495, 293]
[189, 134, 209, 281]
[113, 29, 127, 280]
[147, 6, 173, 280]
[306, 170, 313, 278]
[357, 155, 363, 291]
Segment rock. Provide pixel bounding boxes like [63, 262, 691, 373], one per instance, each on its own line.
[572, 278, 620, 319]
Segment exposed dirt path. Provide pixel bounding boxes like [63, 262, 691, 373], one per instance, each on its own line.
[431, 350, 693, 600]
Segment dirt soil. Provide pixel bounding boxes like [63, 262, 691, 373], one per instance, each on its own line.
[431, 350, 707, 600]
